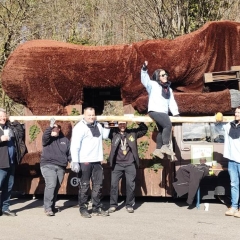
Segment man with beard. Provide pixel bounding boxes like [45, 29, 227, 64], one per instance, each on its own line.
[107, 121, 147, 213]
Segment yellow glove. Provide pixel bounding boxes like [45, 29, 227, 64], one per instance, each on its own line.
[215, 112, 223, 122]
[209, 170, 214, 176]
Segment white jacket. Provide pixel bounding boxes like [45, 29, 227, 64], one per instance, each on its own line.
[141, 70, 179, 115]
[223, 121, 240, 163]
[70, 120, 109, 163]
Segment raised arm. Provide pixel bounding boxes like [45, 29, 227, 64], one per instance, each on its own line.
[141, 61, 152, 91]
[42, 127, 53, 146]
[42, 118, 56, 146]
[130, 122, 148, 138]
[70, 123, 83, 163]
[101, 122, 111, 140]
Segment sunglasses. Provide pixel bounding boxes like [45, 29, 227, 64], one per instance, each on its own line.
[160, 73, 168, 77]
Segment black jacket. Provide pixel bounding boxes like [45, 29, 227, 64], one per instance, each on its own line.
[0, 121, 25, 168]
[172, 164, 209, 205]
[40, 127, 71, 168]
[108, 123, 148, 167]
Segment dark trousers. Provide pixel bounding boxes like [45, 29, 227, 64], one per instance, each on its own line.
[110, 163, 136, 208]
[148, 111, 172, 148]
[41, 164, 65, 211]
[78, 162, 103, 212]
[0, 164, 15, 212]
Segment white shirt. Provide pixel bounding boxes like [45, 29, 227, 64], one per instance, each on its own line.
[141, 69, 179, 115]
[223, 121, 240, 163]
[70, 120, 109, 163]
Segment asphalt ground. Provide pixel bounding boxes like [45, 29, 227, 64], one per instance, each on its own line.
[0, 195, 239, 240]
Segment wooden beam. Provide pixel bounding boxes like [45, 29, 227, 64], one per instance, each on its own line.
[9, 115, 234, 123]
[231, 66, 240, 71]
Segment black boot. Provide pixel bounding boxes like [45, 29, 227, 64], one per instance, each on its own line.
[80, 209, 92, 218]
[92, 207, 109, 217]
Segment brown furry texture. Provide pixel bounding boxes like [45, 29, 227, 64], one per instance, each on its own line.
[15, 152, 41, 177]
[2, 20, 239, 118]
[133, 89, 231, 115]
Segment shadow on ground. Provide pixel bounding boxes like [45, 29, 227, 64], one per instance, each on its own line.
[10, 193, 224, 213]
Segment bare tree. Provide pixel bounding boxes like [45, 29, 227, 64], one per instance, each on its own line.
[0, 0, 35, 109]
[120, 0, 240, 40]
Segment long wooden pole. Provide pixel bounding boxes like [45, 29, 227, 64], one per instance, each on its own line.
[9, 115, 234, 123]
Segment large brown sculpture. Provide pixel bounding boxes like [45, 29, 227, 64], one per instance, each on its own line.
[2, 21, 240, 191]
[2, 20, 240, 117]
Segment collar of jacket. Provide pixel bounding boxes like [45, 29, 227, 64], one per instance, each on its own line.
[230, 120, 240, 128]
[82, 119, 97, 127]
[158, 80, 171, 88]
[229, 120, 240, 139]
[118, 132, 127, 137]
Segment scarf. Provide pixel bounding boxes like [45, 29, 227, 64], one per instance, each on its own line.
[87, 122, 100, 137]
[229, 121, 240, 139]
[158, 81, 171, 99]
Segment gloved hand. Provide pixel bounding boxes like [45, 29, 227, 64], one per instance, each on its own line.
[215, 112, 223, 122]
[142, 61, 148, 71]
[50, 118, 56, 128]
[70, 162, 80, 173]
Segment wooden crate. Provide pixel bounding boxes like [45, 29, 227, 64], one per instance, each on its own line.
[204, 70, 240, 83]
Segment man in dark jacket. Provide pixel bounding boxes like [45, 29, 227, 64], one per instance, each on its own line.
[40, 118, 71, 216]
[0, 108, 25, 217]
[106, 121, 147, 213]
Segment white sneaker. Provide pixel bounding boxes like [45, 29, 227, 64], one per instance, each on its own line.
[160, 145, 175, 156]
[234, 210, 240, 218]
[152, 149, 164, 159]
[225, 207, 238, 216]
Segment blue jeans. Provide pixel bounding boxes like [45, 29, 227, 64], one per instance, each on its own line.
[228, 160, 240, 209]
[41, 164, 65, 211]
[0, 164, 15, 212]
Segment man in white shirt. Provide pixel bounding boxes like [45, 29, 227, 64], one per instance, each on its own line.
[223, 106, 240, 218]
[70, 107, 109, 218]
